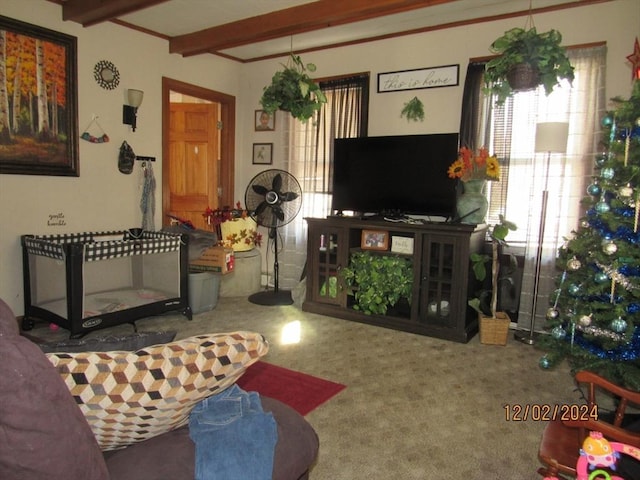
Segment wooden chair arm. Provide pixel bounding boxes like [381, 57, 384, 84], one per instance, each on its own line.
[563, 418, 640, 447]
[575, 371, 640, 404]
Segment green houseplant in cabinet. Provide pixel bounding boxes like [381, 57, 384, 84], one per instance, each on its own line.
[340, 251, 413, 315]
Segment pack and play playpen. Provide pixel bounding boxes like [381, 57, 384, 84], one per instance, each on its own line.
[21, 229, 192, 337]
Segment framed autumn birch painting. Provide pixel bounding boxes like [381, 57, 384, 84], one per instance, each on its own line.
[0, 16, 78, 176]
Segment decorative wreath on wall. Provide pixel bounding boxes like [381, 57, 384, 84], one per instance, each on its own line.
[93, 60, 120, 90]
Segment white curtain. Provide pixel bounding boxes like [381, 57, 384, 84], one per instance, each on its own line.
[477, 46, 607, 331]
[276, 75, 368, 289]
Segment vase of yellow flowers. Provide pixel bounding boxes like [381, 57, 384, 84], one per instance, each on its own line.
[447, 147, 500, 224]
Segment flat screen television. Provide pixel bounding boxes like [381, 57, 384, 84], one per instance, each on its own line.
[331, 133, 459, 219]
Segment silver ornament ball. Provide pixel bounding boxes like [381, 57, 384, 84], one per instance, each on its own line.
[579, 314, 592, 327]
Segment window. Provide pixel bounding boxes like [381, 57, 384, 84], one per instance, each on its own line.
[277, 73, 369, 288]
[460, 45, 606, 330]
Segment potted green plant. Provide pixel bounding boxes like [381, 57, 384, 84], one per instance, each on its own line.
[260, 54, 327, 122]
[340, 251, 413, 316]
[469, 215, 517, 344]
[483, 27, 574, 105]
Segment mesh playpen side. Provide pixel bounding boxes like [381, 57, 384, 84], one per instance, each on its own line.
[21, 229, 192, 337]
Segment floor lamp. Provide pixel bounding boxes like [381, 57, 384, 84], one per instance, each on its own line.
[515, 122, 569, 345]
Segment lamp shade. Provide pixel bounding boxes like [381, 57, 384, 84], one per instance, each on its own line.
[535, 122, 569, 153]
[127, 89, 144, 108]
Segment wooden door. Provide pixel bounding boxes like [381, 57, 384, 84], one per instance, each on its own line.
[167, 103, 219, 230]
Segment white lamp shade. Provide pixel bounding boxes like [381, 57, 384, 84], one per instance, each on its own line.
[535, 122, 569, 153]
[127, 89, 144, 108]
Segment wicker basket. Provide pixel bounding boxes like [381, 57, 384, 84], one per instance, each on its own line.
[479, 312, 511, 345]
[506, 63, 540, 92]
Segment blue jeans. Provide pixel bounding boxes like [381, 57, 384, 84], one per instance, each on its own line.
[189, 385, 278, 480]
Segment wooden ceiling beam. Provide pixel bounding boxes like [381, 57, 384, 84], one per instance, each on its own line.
[169, 0, 457, 56]
[62, 0, 171, 27]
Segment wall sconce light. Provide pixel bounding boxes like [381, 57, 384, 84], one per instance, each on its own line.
[123, 89, 144, 131]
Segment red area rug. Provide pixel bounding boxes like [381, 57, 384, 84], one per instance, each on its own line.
[237, 361, 346, 416]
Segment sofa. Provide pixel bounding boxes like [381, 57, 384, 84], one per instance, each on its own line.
[0, 298, 319, 480]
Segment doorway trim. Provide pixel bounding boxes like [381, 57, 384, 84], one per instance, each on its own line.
[162, 77, 236, 225]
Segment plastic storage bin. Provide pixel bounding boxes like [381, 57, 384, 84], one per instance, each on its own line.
[188, 271, 220, 313]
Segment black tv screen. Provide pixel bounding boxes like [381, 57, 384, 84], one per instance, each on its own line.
[331, 133, 459, 218]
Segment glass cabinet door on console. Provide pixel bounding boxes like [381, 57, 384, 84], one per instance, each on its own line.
[419, 234, 465, 329]
[307, 224, 348, 306]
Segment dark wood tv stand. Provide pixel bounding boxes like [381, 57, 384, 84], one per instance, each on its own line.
[302, 217, 487, 343]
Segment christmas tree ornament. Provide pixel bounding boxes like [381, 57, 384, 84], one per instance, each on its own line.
[619, 183, 634, 198]
[546, 307, 560, 320]
[610, 317, 627, 333]
[566, 257, 582, 271]
[601, 240, 618, 255]
[580, 219, 590, 229]
[601, 114, 614, 128]
[568, 283, 582, 296]
[538, 356, 551, 369]
[579, 314, 592, 327]
[551, 326, 566, 340]
[635, 196, 639, 233]
[595, 200, 610, 214]
[601, 167, 615, 180]
[594, 271, 609, 283]
[587, 182, 602, 196]
[594, 152, 607, 167]
[625, 37, 640, 80]
[624, 132, 630, 166]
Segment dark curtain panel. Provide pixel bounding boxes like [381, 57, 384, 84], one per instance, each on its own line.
[458, 62, 486, 150]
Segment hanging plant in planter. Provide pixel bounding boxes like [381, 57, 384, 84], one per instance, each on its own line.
[260, 54, 327, 122]
[483, 26, 575, 105]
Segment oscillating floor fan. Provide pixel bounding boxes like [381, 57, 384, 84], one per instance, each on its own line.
[245, 169, 302, 306]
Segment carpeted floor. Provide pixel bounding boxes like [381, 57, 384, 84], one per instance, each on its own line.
[28, 294, 580, 479]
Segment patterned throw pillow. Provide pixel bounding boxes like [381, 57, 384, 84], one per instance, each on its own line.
[46, 331, 268, 451]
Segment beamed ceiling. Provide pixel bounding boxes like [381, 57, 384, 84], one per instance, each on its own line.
[50, 0, 611, 62]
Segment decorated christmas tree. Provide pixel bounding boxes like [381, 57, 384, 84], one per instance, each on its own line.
[538, 74, 640, 390]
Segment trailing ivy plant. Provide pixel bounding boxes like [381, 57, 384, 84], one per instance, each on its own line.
[340, 251, 413, 315]
[260, 54, 327, 122]
[483, 27, 574, 105]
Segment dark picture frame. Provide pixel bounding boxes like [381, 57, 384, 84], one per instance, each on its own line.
[0, 15, 79, 176]
[361, 230, 389, 251]
[252, 143, 273, 165]
[377, 64, 459, 93]
[254, 109, 275, 131]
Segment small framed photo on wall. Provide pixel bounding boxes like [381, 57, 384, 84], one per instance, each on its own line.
[255, 110, 275, 131]
[361, 230, 389, 251]
[252, 143, 273, 165]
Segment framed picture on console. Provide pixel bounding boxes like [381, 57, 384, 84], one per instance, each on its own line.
[361, 230, 389, 251]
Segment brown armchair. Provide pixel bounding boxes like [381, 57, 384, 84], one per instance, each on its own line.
[537, 370, 640, 479]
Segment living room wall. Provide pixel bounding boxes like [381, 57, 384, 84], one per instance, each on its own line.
[0, 0, 637, 314]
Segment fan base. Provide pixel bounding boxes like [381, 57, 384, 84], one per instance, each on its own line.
[248, 289, 293, 306]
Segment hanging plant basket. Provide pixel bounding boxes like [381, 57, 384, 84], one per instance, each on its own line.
[483, 27, 574, 105]
[260, 54, 327, 122]
[506, 63, 540, 92]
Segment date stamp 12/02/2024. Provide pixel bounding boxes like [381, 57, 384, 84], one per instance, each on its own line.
[504, 403, 598, 422]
